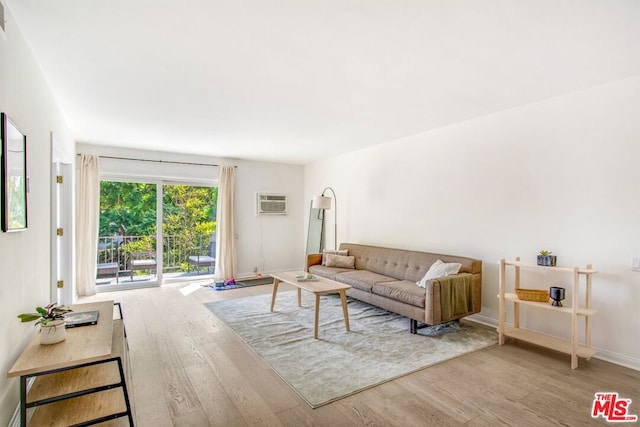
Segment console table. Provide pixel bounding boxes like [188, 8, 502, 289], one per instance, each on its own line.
[7, 300, 134, 426]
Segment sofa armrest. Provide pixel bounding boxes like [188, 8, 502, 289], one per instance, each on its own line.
[424, 273, 482, 325]
[306, 253, 322, 271]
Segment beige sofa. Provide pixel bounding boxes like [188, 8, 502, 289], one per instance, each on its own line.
[306, 243, 482, 333]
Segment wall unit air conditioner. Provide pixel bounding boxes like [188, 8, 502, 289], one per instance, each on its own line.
[257, 193, 287, 215]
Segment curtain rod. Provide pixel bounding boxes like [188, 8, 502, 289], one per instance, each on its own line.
[76, 154, 236, 168]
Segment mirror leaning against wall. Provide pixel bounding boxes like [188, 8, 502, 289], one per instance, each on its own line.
[306, 200, 324, 254]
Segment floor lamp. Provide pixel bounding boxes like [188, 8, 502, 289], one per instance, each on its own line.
[312, 187, 337, 250]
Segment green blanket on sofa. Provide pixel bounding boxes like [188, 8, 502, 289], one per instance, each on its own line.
[438, 274, 473, 322]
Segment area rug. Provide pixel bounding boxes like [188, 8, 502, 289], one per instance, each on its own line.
[205, 291, 497, 408]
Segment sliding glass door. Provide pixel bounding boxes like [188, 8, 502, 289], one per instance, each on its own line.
[163, 184, 218, 280]
[97, 181, 158, 286]
[96, 179, 217, 288]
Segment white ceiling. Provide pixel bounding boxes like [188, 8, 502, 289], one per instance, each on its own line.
[6, 0, 640, 165]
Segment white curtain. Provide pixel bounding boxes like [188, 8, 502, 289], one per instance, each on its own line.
[215, 165, 236, 280]
[76, 154, 100, 296]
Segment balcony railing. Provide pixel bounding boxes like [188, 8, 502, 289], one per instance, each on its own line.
[97, 234, 214, 278]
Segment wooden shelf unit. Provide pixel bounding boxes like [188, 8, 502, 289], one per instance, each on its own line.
[7, 301, 134, 426]
[497, 258, 598, 369]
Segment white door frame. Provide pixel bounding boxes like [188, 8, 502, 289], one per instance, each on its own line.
[51, 135, 74, 305]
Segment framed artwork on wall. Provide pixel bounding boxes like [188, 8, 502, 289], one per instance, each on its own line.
[1, 113, 28, 231]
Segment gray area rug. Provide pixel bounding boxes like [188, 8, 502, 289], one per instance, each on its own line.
[205, 291, 497, 408]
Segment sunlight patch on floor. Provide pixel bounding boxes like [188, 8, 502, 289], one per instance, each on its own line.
[179, 282, 205, 296]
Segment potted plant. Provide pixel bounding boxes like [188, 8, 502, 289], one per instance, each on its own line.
[537, 250, 557, 267]
[18, 303, 72, 345]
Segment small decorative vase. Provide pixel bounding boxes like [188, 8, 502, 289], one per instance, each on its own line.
[549, 287, 566, 307]
[40, 320, 66, 345]
[537, 255, 557, 267]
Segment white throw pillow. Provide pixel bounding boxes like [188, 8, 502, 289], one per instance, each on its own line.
[416, 259, 462, 288]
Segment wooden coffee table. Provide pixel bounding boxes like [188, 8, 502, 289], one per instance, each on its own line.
[270, 271, 351, 339]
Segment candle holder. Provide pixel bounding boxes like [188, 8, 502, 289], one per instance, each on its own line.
[549, 286, 565, 307]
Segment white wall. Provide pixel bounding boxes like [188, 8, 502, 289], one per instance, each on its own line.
[305, 76, 640, 370]
[78, 144, 305, 278]
[233, 159, 306, 275]
[0, 6, 75, 424]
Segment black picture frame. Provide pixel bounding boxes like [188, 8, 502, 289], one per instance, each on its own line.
[1, 113, 28, 231]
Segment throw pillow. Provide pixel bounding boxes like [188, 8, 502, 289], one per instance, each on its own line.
[325, 254, 356, 269]
[416, 259, 462, 288]
[322, 249, 348, 265]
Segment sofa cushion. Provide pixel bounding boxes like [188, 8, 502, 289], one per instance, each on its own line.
[372, 281, 426, 308]
[325, 254, 356, 269]
[309, 265, 353, 280]
[322, 249, 348, 265]
[335, 270, 395, 292]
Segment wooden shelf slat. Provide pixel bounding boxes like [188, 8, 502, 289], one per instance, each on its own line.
[503, 327, 597, 359]
[498, 293, 598, 316]
[27, 388, 128, 427]
[501, 260, 598, 275]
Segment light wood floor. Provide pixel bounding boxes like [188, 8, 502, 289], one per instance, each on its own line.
[79, 281, 640, 426]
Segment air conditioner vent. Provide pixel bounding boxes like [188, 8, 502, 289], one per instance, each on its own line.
[257, 193, 287, 215]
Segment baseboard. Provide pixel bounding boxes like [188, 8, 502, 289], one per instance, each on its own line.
[466, 314, 497, 328]
[465, 314, 640, 371]
[96, 281, 159, 292]
[8, 405, 19, 427]
[235, 273, 272, 281]
[592, 348, 640, 371]
[237, 268, 308, 280]
[8, 377, 34, 427]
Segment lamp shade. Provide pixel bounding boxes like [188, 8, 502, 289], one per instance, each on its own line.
[312, 195, 332, 210]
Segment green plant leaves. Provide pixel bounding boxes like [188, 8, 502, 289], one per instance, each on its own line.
[17, 313, 41, 322]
